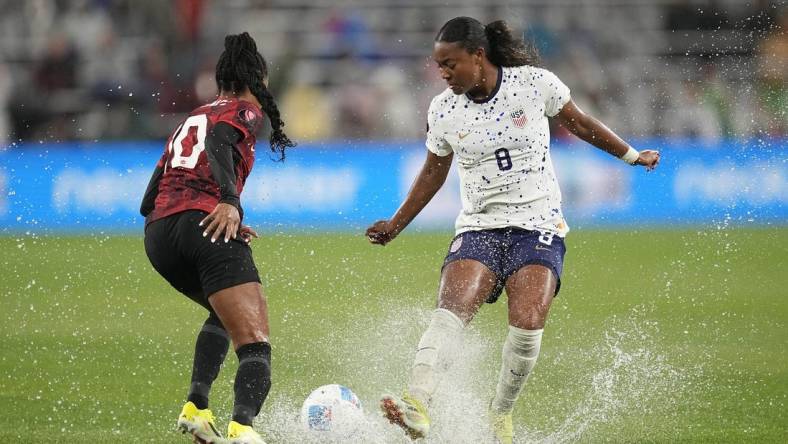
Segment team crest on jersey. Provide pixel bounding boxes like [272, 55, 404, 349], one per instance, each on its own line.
[510, 109, 527, 128]
[239, 108, 256, 123]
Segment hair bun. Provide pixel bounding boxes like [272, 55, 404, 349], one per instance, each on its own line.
[224, 35, 236, 50]
[224, 32, 257, 53]
[485, 20, 507, 39]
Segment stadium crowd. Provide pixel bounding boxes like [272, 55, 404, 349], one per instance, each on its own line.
[0, 0, 784, 146]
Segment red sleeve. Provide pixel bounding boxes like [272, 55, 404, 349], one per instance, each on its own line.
[215, 102, 264, 140]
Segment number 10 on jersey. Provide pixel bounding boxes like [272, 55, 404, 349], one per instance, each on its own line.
[168, 114, 208, 169]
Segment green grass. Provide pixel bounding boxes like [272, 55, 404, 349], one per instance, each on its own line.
[1, 228, 786, 443]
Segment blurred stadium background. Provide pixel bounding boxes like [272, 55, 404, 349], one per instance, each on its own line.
[0, 0, 785, 143]
[0, 1, 786, 443]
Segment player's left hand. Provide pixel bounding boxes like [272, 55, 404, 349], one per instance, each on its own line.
[239, 225, 259, 244]
[199, 203, 241, 243]
[636, 150, 660, 171]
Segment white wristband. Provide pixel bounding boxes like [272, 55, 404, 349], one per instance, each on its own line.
[620, 147, 639, 165]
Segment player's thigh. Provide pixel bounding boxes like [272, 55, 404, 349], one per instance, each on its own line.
[144, 215, 204, 304]
[503, 230, 566, 329]
[438, 259, 499, 324]
[208, 282, 269, 349]
[439, 230, 506, 322]
[175, 216, 267, 347]
[504, 264, 557, 330]
[175, 210, 262, 302]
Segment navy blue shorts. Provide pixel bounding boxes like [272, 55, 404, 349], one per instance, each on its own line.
[442, 227, 567, 303]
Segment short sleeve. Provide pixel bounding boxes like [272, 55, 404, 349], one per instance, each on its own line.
[539, 69, 571, 117]
[425, 98, 453, 156]
[216, 102, 264, 140]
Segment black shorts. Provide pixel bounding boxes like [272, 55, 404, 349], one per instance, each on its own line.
[442, 227, 567, 303]
[144, 210, 261, 309]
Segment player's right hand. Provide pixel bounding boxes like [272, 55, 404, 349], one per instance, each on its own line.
[239, 225, 259, 244]
[200, 203, 241, 243]
[366, 220, 398, 246]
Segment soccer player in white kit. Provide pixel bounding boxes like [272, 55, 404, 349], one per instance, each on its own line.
[366, 17, 660, 443]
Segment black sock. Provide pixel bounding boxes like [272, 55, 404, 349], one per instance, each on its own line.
[187, 312, 229, 410]
[231, 342, 272, 426]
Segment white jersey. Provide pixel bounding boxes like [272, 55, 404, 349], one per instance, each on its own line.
[426, 65, 571, 237]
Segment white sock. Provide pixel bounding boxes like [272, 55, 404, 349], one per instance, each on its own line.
[491, 326, 543, 413]
[408, 308, 464, 405]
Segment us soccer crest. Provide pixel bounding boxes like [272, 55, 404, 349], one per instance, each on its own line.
[510, 109, 527, 128]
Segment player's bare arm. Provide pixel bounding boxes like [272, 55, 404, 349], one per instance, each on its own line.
[366, 151, 453, 245]
[556, 99, 660, 170]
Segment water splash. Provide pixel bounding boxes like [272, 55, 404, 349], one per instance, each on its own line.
[531, 316, 690, 444]
[255, 304, 695, 443]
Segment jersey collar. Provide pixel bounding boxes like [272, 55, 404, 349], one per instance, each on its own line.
[466, 66, 503, 104]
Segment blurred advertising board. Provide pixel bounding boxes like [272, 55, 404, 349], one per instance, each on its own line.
[0, 139, 785, 233]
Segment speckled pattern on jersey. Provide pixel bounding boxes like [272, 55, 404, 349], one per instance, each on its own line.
[426, 65, 571, 237]
[147, 98, 264, 224]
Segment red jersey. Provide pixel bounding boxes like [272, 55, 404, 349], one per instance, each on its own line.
[146, 98, 264, 223]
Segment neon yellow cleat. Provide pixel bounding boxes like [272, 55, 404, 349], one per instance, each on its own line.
[176, 401, 224, 443]
[380, 392, 431, 440]
[490, 409, 513, 444]
[226, 420, 266, 444]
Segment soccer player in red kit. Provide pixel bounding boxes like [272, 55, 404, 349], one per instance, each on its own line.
[140, 32, 294, 444]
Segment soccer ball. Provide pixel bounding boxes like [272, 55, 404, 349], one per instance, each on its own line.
[300, 384, 364, 435]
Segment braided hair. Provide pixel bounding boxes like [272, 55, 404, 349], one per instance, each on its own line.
[215, 32, 294, 160]
[435, 17, 539, 68]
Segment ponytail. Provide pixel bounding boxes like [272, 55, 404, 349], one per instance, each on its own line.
[484, 20, 539, 67]
[249, 82, 294, 161]
[436, 17, 539, 68]
[216, 32, 295, 161]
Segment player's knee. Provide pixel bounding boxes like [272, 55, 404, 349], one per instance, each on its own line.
[521, 318, 545, 330]
[514, 302, 550, 330]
